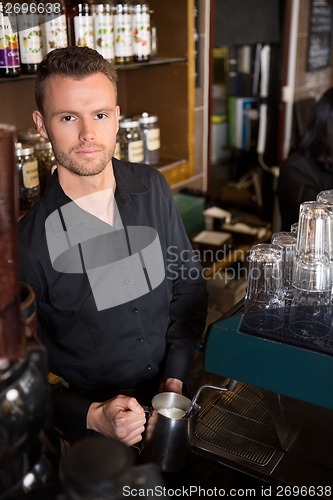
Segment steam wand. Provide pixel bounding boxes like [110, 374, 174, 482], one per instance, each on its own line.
[183, 379, 238, 418]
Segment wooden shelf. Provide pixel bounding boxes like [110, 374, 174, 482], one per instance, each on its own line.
[1, 0, 197, 189]
[0, 57, 188, 84]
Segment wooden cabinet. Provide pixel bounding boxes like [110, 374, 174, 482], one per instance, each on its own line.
[0, 0, 197, 189]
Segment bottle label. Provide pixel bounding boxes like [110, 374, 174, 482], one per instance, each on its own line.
[128, 140, 144, 163]
[133, 12, 151, 57]
[0, 14, 20, 68]
[42, 14, 68, 53]
[114, 13, 132, 57]
[93, 12, 114, 61]
[22, 160, 39, 189]
[18, 15, 43, 64]
[74, 15, 94, 48]
[146, 128, 160, 151]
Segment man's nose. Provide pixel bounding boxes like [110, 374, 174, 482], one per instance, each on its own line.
[78, 120, 96, 142]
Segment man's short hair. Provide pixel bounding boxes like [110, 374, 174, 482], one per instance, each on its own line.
[35, 46, 118, 114]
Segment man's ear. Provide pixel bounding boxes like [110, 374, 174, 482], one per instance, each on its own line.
[32, 110, 49, 140]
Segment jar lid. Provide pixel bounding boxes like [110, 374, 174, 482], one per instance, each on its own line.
[17, 127, 43, 144]
[139, 113, 158, 124]
[34, 141, 53, 151]
[119, 119, 140, 128]
[15, 142, 34, 156]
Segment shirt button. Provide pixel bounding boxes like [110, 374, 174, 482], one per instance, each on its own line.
[138, 337, 144, 343]
[124, 279, 133, 285]
[145, 364, 152, 371]
[132, 307, 138, 313]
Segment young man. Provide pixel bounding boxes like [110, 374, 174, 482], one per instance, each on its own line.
[19, 46, 208, 446]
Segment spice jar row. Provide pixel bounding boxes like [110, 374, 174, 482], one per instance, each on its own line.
[16, 128, 57, 211]
[0, 0, 156, 77]
[115, 112, 160, 165]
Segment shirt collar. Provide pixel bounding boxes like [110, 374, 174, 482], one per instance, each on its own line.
[112, 158, 150, 202]
[44, 158, 150, 216]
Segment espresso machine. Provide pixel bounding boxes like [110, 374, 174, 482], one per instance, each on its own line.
[0, 124, 55, 499]
[191, 301, 333, 489]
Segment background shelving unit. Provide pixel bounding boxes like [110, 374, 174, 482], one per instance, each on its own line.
[0, 0, 200, 189]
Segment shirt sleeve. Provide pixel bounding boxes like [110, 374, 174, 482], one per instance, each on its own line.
[50, 383, 94, 441]
[161, 182, 208, 386]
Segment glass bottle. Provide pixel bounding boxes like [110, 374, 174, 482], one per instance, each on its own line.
[118, 118, 144, 162]
[113, 0, 133, 64]
[92, 0, 114, 62]
[41, 0, 68, 54]
[34, 141, 56, 196]
[17, 0, 43, 74]
[16, 143, 40, 211]
[66, 0, 94, 48]
[0, 2, 20, 77]
[150, 19, 157, 57]
[132, 1, 150, 62]
[139, 112, 160, 164]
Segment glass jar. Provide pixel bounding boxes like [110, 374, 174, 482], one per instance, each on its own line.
[132, 1, 151, 62]
[16, 143, 40, 211]
[0, 1, 20, 77]
[92, 0, 114, 62]
[113, 1, 133, 64]
[41, 0, 68, 54]
[118, 118, 144, 162]
[17, 0, 43, 74]
[139, 112, 160, 165]
[34, 141, 56, 196]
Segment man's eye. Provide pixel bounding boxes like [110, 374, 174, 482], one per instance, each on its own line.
[96, 113, 107, 119]
[62, 116, 74, 122]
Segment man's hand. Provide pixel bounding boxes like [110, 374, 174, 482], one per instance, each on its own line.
[159, 378, 183, 394]
[86, 395, 146, 446]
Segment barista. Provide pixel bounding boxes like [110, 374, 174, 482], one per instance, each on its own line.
[19, 46, 208, 445]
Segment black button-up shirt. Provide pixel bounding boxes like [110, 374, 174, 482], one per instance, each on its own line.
[19, 159, 208, 439]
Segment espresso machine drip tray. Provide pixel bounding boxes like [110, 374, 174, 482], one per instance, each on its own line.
[193, 383, 281, 467]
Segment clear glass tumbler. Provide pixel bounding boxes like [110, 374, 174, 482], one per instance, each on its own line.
[242, 243, 285, 332]
[289, 201, 333, 341]
[316, 189, 333, 204]
[271, 231, 297, 306]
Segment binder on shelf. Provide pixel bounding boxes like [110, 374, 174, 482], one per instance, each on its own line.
[228, 96, 259, 151]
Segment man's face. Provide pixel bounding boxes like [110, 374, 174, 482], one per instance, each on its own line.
[33, 72, 120, 177]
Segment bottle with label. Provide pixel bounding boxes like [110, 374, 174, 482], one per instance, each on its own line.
[16, 143, 40, 211]
[118, 119, 144, 162]
[41, 0, 68, 54]
[92, 0, 114, 62]
[150, 19, 157, 57]
[132, 1, 150, 62]
[66, 0, 94, 48]
[34, 141, 56, 196]
[17, 0, 43, 74]
[113, 0, 133, 64]
[0, 2, 20, 77]
[139, 112, 160, 165]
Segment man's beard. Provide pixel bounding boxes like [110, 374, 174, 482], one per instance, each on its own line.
[53, 144, 115, 177]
